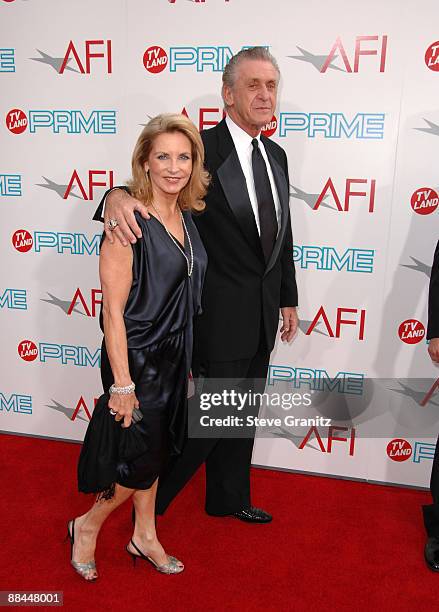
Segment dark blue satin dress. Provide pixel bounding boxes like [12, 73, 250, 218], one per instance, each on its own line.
[98, 210, 207, 491]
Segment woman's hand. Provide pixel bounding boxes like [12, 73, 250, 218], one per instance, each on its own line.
[108, 392, 140, 428]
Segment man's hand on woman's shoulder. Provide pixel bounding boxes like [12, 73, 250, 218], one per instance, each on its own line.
[104, 188, 150, 246]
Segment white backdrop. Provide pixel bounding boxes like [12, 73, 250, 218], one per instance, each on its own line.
[1, 0, 438, 489]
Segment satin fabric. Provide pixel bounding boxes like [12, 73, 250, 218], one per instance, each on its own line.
[79, 211, 207, 493]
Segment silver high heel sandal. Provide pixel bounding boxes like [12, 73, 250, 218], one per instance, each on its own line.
[66, 519, 98, 581]
[126, 538, 184, 574]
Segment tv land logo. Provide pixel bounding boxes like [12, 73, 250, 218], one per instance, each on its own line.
[17, 340, 101, 368]
[42, 288, 102, 317]
[410, 187, 438, 215]
[305, 307, 366, 340]
[293, 245, 375, 273]
[279, 113, 384, 139]
[267, 365, 364, 395]
[289, 35, 388, 73]
[0, 288, 27, 310]
[12, 229, 101, 255]
[0, 173, 21, 196]
[37, 170, 114, 201]
[425, 41, 439, 72]
[30, 40, 112, 74]
[398, 319, 425, 344]
[5, 108, 116, 134]
[143, 44, 265, 73]
[0, 48, 15, 72]
[0, 392, 32, 415]
[291, 178, 376, 212]
[387, 438, 435, 463]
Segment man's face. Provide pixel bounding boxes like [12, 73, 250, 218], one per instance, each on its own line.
[223, 59, 279, 136]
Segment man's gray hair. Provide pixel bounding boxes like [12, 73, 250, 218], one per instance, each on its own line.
[222, 46, 280, 90]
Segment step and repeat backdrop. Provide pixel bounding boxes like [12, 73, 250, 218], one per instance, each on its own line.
[1, 0, 439, 489]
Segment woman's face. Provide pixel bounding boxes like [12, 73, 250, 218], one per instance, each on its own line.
[144, 131, 193, 200]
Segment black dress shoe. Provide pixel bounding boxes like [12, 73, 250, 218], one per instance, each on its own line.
[232, 506, 272, 523]
[425, 537, 439, 571]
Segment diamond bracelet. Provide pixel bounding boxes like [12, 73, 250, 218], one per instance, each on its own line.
[109, 382, 135, 395]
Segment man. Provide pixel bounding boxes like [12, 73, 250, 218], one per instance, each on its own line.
[94, 47, 298, 523]
[423, 239, 439, 570]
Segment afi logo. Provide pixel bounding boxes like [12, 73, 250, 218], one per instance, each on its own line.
[181, 106, 277, 137]
[31, 40, 113, 74]
[387, 439, 412, 462]
[71, 396, 100, 421]
[37, 171, 114, 201]
[321, 35, 388, 73]
[299, 426, 355, 456]
[425, 41, 439, 71]
[410, 187, 439, 215]
[306, 307, 366, 340]
[314, 178, 376, 212]
[68, 288, 102, 317]
[398, 319, 425, 344]
[64, 170, 114, 200]
[181, 106, 225, 130]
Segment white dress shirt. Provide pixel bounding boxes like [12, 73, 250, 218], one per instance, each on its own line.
[225, 114, 282, 236]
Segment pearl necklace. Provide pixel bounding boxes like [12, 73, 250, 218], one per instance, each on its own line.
[151, 204, 194, 277]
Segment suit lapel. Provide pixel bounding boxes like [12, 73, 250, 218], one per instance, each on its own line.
[262, 138, 289, 276]
[215, 120, 264, 261]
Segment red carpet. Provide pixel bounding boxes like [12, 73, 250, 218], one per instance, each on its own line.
[0, 432, 436, 611]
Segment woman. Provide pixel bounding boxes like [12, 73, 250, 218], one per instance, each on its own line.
[67, 114, 209, 580]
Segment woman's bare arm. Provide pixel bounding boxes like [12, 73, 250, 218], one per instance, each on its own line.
[99, 237, 139, 427]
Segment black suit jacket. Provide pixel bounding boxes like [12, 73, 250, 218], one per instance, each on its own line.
[93, 119, 298, 362]
[428, 240, 439, 340]
[192, 119, 297, 361]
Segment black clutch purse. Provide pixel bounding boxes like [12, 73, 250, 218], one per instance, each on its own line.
[77, 393, 148, 499]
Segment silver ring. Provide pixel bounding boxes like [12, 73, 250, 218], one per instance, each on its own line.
[109, 409, 117, 416]
[108, 218, 118, 231]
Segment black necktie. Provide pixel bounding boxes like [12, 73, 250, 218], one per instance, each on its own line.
[251, 138, 278, 263]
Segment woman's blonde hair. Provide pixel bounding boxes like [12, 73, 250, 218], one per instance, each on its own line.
[127, 113, 209, 212]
